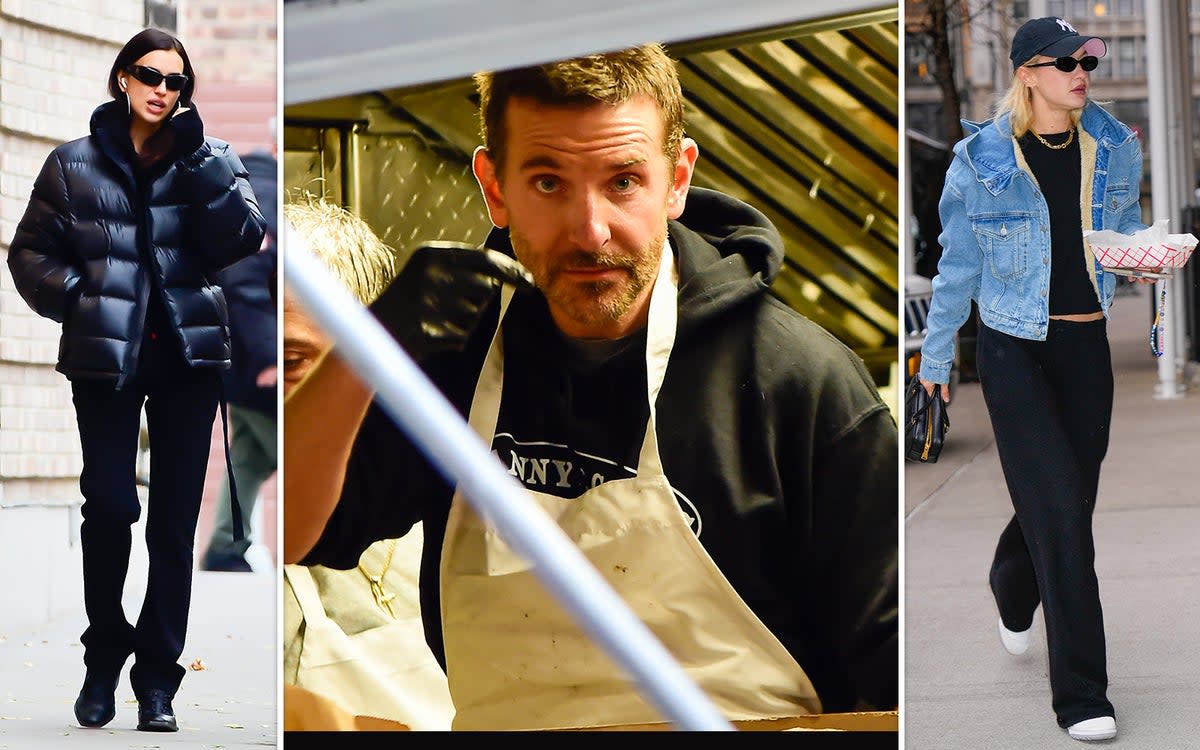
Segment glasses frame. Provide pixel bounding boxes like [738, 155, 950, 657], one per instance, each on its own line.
[125, 65, 189, 92]
[1025, 55, 1099, 73]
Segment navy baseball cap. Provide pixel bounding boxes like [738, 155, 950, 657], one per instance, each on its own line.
[1010, 17, 1107, 70]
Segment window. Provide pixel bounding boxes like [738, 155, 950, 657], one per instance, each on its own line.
[145, 0, 178, 30]
[1047, 0, 1066, 16]
[906, 34, 936, 82]
[1117, 37, 1137, 78]
[907, 102, 947, 144]
[1110, 100, 1147, 137]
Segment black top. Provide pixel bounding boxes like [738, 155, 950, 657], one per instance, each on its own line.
[302, 187, 900, 713]
[128, 128, 186, 363]
[1018, 128, 1101, 316]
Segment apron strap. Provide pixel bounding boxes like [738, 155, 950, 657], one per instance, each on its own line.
[286, 564, 327, 620]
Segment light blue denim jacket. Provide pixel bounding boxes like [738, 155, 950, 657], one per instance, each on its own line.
[919, 101, 1145, 384]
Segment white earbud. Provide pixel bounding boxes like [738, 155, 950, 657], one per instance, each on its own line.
[119, 78, 127, 92]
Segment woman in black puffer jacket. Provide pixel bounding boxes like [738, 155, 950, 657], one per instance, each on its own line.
[7, 28, 266, 733]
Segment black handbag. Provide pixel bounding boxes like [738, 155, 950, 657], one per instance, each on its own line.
[904, 374, 949, 463]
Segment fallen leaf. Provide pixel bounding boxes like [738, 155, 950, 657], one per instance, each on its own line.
[224, 723, 244, 729]
[189, 659, 206, 671]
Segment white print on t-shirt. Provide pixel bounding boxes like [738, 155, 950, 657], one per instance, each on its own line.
[491, 432, 702, 537]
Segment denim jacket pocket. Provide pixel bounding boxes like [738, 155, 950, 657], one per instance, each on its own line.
[971, 215, 1032, 279]
[1101, 183, 1136, 225]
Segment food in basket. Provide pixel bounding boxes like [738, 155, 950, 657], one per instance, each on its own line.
[1085, 219, 1198, 271]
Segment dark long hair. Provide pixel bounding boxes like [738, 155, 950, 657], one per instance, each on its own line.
[107, 28, 197, 106]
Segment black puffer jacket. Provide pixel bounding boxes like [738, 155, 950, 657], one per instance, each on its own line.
[8, 100, 266, 388]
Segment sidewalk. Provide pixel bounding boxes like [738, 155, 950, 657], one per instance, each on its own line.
[0, 569, 276, 749]
[904, 283, 1200, 748]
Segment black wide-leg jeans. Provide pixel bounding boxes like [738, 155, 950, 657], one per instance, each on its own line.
[71, 331, 220, 699]
[977, 318, 1115, 727]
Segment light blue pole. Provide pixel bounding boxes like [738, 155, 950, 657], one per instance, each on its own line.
[284, 226, 734, 731]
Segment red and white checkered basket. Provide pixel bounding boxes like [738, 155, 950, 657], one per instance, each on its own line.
[1091, 242, 1195, 270]
[1086, 221, 1198, 272]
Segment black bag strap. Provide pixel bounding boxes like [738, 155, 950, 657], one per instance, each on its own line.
[906, 376, 947, 425]
[217, 379, 245, 543]
[906, 376, 932, 420]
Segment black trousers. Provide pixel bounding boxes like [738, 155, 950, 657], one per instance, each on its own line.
[977, 319, 1114, 727]
[71, 332, 220, 698]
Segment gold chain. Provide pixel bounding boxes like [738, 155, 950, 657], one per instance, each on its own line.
[1031, 128, 1074, 150]
[357, 538, 398, 619]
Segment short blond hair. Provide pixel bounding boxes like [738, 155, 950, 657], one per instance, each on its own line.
[283, 192, 398, 305]
[475, 43, 685, 175]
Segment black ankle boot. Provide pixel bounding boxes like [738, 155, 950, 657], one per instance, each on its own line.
[74, 670, 118, 728]
[136, 688, 178, 732]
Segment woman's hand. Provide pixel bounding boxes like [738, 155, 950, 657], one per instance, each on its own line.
[919, 378, 950, 404]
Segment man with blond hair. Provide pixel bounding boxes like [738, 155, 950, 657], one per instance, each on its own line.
[280, 194, 453, 730]
[286, 44, 897, 730]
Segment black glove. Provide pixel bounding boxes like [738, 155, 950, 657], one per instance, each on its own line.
[169, 105, 205, 156]
[369, 240, 535, 361]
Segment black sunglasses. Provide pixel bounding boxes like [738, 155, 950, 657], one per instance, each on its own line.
[1026, 55, 1099, 73]
[125, 65, 189, 92]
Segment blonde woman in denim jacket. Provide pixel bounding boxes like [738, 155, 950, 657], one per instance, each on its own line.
[918, 17, 1148, 743]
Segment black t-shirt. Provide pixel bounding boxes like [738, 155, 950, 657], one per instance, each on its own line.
[494, 297, 647, 497]
[1018, 128, 1101, 315]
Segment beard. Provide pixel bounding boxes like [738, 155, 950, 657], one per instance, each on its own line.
[510, 226, 665, 334]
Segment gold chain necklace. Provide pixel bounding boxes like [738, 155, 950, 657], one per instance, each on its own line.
[1031, 127, 1074, 150]
[357, 538, 398, 619]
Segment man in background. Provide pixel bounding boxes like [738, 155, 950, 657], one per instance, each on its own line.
[201, 120, 279, 572]
[281, 194, 454, 730]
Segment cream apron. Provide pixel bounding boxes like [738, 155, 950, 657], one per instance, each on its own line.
[439, 243, 821, 730]
[285, 531, 455, 730]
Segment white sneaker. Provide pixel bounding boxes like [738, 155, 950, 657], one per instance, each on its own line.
[1067, 716, 1116, 741]
[997, 618, 1030, 655]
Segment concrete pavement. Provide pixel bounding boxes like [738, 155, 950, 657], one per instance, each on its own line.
[0, 568, 277, 749]
[904, 282, 1200, 749]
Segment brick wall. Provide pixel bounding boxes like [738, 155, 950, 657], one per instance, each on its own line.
[182, 0, 278, 155]
[0, 1, 144, 631]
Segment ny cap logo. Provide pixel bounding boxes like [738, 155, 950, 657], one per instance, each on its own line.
[1055, 18, 1077, 33]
